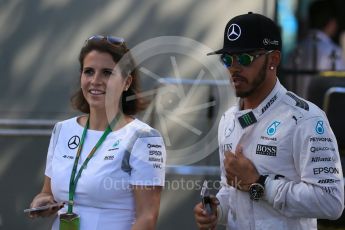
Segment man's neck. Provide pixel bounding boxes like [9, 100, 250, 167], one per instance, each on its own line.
[242, 78, 277, 110]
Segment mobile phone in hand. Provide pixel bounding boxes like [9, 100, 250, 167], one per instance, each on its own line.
[24, 202, 64, 213]
[201, 180, 212, 215]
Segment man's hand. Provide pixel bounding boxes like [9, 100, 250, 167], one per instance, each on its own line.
[194, 196, 219, 230]
[224, 145, 260, 191]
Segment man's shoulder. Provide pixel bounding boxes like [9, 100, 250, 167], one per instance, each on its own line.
[218, 106, 237, 132]
[281, 91, 325, 119]
[220, 106, 237, 120]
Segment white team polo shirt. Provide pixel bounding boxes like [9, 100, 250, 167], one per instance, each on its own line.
[45, 117, 166, 230]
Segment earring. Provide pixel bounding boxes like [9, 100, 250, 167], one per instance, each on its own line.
[269, 66, 274, 70]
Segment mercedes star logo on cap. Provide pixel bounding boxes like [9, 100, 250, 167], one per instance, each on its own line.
[68, 135, 80, 149]
[227, 24, 241, 41]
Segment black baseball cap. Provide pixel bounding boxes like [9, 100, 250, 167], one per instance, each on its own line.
[208, 12, 281, 55]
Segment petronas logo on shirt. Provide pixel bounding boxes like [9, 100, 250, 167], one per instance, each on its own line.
[112, 139, 121, 147]
[238, 112, 257, 128]
[108, 139, 121, 152]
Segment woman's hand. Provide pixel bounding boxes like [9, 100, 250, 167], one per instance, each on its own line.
[131, 185, 162, 230]
[28, 193, 62, 218]
[28, 176, 63, 218]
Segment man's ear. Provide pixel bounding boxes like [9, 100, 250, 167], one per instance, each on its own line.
[269, 50, 281, 68]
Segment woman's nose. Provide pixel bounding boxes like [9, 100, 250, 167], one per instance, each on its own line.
[91, 72, 102, 84]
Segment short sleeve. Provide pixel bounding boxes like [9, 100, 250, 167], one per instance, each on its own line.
[45, 122, 62, 178]
[129, 134, 166, 186]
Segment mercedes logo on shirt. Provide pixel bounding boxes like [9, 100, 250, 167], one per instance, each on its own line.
[224, 119, 235, 137]
[227, 24, 241, 41]
[68, 135, 80, 149]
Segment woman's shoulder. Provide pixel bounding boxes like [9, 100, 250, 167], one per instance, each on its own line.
[55, 116, 82, 129]
[129, 119, 162, 138]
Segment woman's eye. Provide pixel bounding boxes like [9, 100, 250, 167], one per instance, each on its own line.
[103, 70, 113, 77]
[83, 69, 94, 76]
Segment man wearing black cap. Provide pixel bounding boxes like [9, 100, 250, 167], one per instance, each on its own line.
[194, 12, 343, 230]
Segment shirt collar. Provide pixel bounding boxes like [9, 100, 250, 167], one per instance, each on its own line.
[235, 79, 286, 128]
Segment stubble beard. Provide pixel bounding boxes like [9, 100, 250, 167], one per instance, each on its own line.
[236, 58, 268, 98]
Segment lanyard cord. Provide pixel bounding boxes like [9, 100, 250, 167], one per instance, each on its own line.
[67, 115, 119, 213]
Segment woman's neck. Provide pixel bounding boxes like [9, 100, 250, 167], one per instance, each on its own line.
[87, 108, 133, 131]
[89, 110, 109, 131]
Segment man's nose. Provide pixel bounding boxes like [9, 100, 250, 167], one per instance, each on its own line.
[229, 61, 242, 75]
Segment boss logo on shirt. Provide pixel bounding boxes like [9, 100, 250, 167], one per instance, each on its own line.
[104, 155, 115, 160]
[256, 144, 277, 156]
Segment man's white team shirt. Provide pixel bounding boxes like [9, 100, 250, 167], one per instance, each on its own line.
[45, 117, 166, 230]
[216, 80, 344, 230]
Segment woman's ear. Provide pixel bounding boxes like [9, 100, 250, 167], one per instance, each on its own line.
[125, 75, 133, 91]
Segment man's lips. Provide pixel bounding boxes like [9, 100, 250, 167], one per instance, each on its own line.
[231, 75, 247, 86]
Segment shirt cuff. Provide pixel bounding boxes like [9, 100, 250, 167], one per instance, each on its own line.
[216, 205, 223, 223]
[264, 176, 283, 204]
[216, 199, 228, 225]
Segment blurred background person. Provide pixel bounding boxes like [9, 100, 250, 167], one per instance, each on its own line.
[284, 0, 345, 98]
